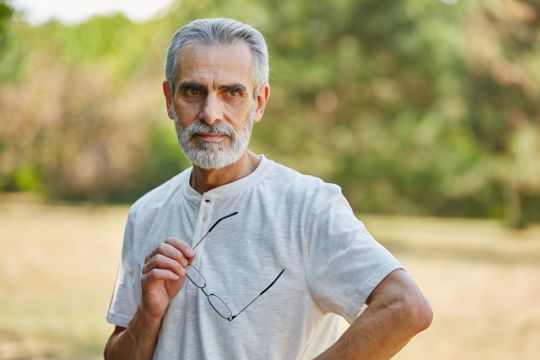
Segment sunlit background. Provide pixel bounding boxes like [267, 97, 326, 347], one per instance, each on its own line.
[0, 0, 539, 359]
[14, 0, 175, 24]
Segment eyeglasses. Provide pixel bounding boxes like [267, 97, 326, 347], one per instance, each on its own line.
[186, 211, 285, 321]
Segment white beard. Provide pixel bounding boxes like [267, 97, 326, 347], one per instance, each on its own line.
[173, 108, 255, 169]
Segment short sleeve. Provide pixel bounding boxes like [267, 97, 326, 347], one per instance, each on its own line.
[306, 185, 402, 324]
[106, 209, 141, 327]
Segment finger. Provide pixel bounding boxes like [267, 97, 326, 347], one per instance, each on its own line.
[142, 254, 187, 277]
[164, 238, 196, 261]
[141, 268, 180, 285]
[145, 242, 190, 267]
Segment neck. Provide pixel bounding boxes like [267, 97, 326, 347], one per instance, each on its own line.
[190, 150, 260, 194]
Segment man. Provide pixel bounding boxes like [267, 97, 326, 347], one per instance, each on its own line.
[104, 18, 432, 360]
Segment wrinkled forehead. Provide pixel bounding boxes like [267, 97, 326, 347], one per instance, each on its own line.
[176, 43, 255, 88]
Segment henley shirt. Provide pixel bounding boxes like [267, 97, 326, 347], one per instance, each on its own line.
[107, 155, 402, 359]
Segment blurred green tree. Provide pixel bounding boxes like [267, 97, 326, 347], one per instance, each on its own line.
[0, 0, 13, 39]
[457, 0, 540, 227]
[0, 0, 539, 227]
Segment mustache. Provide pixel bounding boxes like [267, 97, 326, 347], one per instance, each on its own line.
[182, 120, 235, 137]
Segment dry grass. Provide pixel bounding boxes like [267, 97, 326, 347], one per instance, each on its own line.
[0, 198, 125, 359]
[1, 197, 539, 359]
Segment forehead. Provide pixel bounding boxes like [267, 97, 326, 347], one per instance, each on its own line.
[177, 43, 254, 87]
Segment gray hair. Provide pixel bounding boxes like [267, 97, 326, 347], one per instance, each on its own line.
[165, 18, 269, 95]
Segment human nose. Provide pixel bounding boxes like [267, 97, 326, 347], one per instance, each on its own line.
[200, 93, 222, 126]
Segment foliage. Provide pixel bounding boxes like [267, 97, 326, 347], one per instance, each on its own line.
[0, 0, 539, 226]
[0, 0, 13, 37]
[0, 0, 14, 67]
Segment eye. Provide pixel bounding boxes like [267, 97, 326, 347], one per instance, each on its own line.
[228, 89, 241, 97]
[188, 88, 201, 96]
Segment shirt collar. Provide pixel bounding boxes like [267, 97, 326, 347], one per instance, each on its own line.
[181, 154, 270, 202]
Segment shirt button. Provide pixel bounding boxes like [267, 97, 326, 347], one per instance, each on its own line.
[203, 216, 207, 222]
[205, 199, 211, 203]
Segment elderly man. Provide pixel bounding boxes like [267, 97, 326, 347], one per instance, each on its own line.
[104, 18, 432, 360]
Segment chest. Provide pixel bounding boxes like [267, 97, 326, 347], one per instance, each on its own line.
[135, 200, 306, 298]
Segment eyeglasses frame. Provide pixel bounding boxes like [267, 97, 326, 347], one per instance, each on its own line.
[186, 211, 285, 321]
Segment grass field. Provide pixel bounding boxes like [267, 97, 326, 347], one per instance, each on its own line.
[1, 197, 539, 359]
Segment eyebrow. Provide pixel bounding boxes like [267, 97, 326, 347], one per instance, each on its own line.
[177, 82, 247, 93]
[178, 82, 205, 92]
[220, 84, 247, 93]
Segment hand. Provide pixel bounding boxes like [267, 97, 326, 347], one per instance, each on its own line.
[140, 238, 195, 321]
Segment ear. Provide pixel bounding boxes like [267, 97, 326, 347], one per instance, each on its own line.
[253, 84, 270, 123]
[163, 81, 175, 120]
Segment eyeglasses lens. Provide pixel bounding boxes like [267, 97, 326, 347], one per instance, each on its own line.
[208, 294, 232, 319]
[187, 265, 205, 288]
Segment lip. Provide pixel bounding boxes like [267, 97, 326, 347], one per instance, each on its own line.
[196, 133, 227, 142]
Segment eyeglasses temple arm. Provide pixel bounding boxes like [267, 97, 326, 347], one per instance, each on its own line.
[208, 211, 238, 233]
[230, 268, 285, 320]
[193, 211, 239, 250]
[260, 268, 285, 296]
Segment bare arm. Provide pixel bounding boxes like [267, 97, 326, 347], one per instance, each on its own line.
[104, 238, 195, 360]
[315, 269, 433, 360]
[103, 310, 162, 360]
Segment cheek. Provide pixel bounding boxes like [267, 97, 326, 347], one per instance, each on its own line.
[224, 101, 252, 122]
[175, 103, 199, 125]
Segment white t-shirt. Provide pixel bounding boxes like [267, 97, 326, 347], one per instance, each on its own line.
[107, 155, 401, 359]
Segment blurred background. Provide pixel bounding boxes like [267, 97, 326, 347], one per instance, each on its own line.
[0, 0, 539, 359]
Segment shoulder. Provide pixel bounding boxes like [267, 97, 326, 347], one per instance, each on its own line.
[264, 159, 343, 206]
